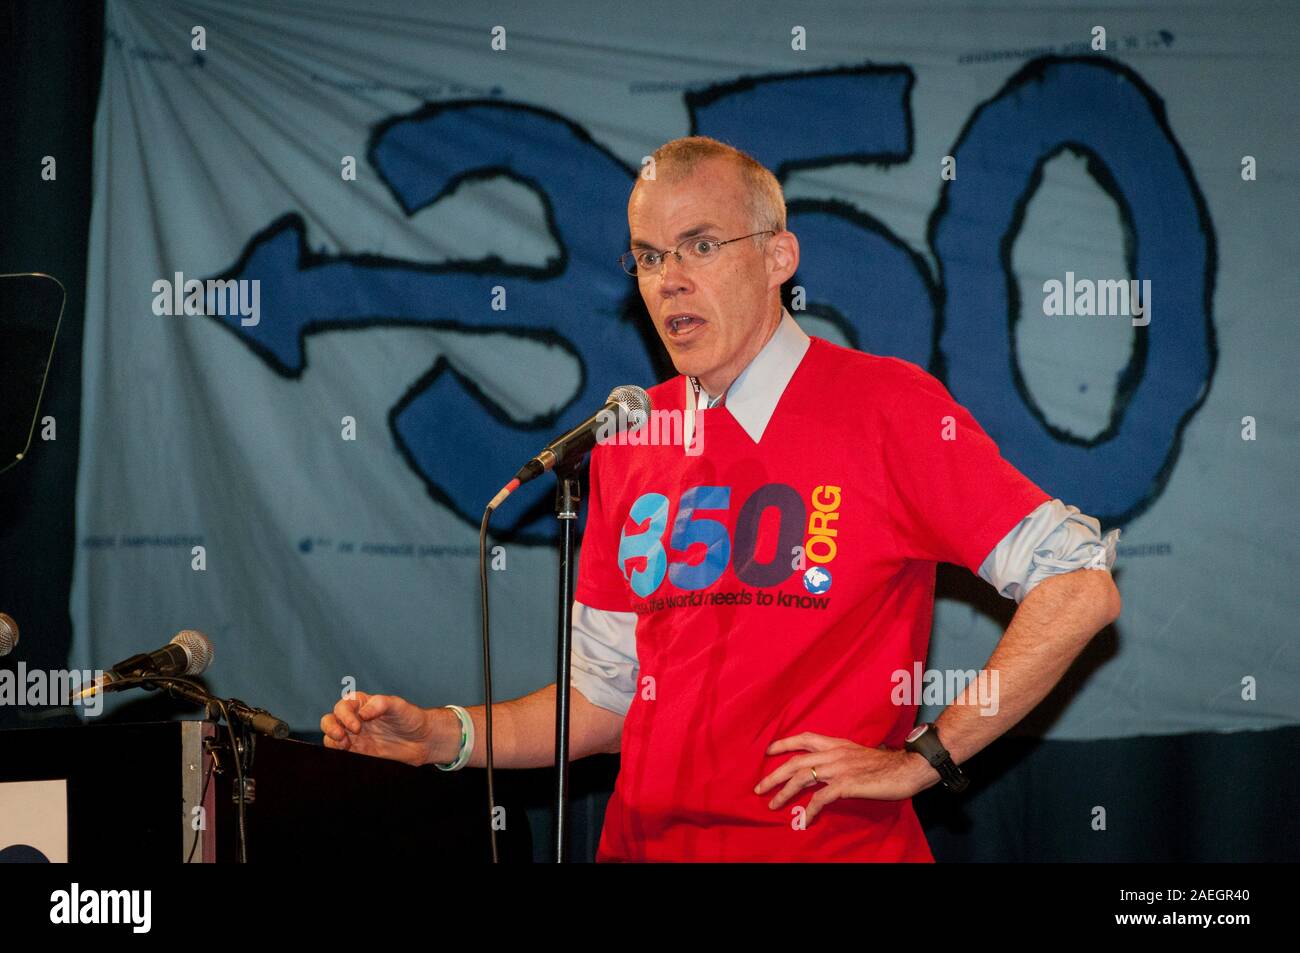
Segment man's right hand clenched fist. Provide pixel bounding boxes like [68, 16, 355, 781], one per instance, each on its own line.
[320, 692, 441, 767]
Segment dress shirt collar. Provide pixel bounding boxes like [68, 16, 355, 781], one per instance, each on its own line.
[683, 306, 810, 447]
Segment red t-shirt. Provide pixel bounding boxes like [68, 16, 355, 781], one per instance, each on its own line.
[576, 336, 1049, 861]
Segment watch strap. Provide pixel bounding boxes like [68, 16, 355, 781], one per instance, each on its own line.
[905, 723, 970, 793]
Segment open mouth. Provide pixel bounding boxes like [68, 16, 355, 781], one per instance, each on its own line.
[666, 313, 706, 338]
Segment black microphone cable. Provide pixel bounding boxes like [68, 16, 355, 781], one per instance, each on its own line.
[479, 506, 499, 863]
[473, 384, 647, 863]
[101, 675, 251, 862]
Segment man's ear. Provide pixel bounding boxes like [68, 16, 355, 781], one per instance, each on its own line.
[767, 230, 800, 290]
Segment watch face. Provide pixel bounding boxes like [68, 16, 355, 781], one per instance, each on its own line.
[906, 724, 928, 744]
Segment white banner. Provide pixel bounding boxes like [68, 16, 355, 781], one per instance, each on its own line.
[73, 0, 1300, 738]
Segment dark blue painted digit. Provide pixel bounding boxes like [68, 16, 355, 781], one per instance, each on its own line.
[931, 57, 1216, 523]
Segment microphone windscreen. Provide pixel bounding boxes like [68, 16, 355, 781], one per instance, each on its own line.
[0, 613, 17, 657]
[171, 629, 214, 675]
[608, 384, 651, 430]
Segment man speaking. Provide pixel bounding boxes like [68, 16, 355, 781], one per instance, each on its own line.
[320, 136, 1121, 862]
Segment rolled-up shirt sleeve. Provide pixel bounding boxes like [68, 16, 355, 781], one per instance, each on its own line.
[978, 498, 1121, 603]
[569, 600, 639, 717]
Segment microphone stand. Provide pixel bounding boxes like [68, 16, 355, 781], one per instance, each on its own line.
[89, 675, 290, 863]
[551, 457, 583, 863]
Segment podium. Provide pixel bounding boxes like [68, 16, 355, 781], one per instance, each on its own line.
[0, 721, 530, 862]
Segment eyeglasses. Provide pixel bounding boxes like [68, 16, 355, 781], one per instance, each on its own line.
[619, 230, 775, 277]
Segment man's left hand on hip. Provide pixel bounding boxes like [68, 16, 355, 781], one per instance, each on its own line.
[754, 732, 928, 824]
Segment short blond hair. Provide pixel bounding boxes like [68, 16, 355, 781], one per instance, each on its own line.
[639, 136, 786, 241]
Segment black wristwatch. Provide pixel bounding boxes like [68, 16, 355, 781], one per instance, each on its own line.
[905, 723, 969, 793]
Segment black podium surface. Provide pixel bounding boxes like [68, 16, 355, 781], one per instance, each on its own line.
[0, 721, 530, 862]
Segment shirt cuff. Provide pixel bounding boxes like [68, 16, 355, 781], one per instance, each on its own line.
[978, 498, 1120, 603]
[569, 600, 639, 717]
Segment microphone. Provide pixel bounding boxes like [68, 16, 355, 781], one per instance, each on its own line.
[0, 613, 18, 657]
[76, 629, 214, 700]
[488, 385, 650, 511]
[229, 698, 291, 739]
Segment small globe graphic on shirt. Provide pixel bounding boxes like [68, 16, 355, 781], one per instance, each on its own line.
[803, 566, 832, 594]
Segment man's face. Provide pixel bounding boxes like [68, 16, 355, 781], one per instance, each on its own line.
[628, 157, 787, 392]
